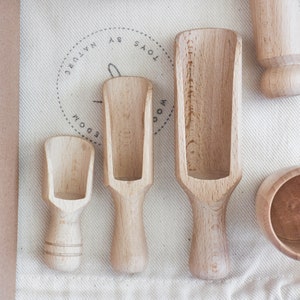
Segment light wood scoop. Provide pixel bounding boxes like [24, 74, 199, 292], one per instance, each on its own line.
[103, 76, 153, 273]
[43, 136, 95, 272]
[175, 28, 242, 279]
[250, 0, 300, 98]
[256, 166, 300, 260]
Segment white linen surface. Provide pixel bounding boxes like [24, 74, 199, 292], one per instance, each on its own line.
[17, 0, 300, 299]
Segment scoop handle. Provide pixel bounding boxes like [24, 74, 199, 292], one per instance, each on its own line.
[189, 197, 229, 280]
[110, 191, 147, 273]
[44, 208, 83, 272]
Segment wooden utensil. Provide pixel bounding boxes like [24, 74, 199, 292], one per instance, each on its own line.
[103, 76, 153, 273]
[0, 1, 20, 298]
[175, 28, 242, 279]
[250, 0, 300, 98]
[43, 136, 95, 272]
[256, 166, 300, 260]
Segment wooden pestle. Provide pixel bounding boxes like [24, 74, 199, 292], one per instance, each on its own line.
[175, 28, 242, 279]
[43, 136, 95, 272]
[103, 76, 153, 273]
[250, 0, 300, 98]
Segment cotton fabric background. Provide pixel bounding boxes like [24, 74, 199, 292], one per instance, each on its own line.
[17, 0, 300, 299]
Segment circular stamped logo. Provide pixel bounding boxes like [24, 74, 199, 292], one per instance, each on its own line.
[56, 27, 174, 145]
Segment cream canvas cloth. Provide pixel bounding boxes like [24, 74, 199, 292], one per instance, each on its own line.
[17, 0, 300, 299]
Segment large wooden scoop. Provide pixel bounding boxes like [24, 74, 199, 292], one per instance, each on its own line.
[103, 76, 153, 273]
[175, 28, 242, 279]
[43, 136, 95, 272]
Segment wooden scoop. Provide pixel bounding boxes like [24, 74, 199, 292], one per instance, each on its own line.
[256, 166, 300, 260]
[174, 28, 242, 279]
[103, 76, 153, 273]
[43, 136, 95, 272]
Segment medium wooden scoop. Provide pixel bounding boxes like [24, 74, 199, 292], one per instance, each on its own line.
[175, 28, 242, 279]
[256, 166, 300, 260]
[43, 136, 95, 272]
[103, 76, 153, 273]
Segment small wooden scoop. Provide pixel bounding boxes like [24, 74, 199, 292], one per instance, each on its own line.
[256, 166, 300, 260]
[103, 76, 153, 273]
[43, 136, 95, 272]
[175, 28, 242, 279]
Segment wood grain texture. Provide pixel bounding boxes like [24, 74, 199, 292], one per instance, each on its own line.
[0, 0, 19, 298]
[250, 0, 300, 97]
[43, 136, 95, 272]
[103, 76, 153, 273]
[256, 166, 300, 260]
[175, 28, 242, 279]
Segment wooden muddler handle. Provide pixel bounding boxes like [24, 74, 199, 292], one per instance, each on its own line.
[250, 0, 300, 97]
[110, 191, 147, 273]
